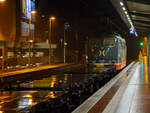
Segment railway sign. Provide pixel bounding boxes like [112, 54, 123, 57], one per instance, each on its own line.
[64, 22, 71, 30]
[99, 50, 106, 56]
[130, 27, 136, 34]
[139, 42, 144, 46]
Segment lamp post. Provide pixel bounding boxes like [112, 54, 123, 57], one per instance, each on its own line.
[49, 17, 55, 64]
[64, 27, 66, 64]
[64, 22, 70, 63]
[0, 0, 6, 72]
[28, 10, 36, 67]
[29, 10, 36, 40]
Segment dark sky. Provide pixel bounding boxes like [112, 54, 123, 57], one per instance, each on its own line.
[38, 0, 120, 18]
[38, 0, 79, 16]
[38, 0, 127, 33]
[37, 0, 140, 60]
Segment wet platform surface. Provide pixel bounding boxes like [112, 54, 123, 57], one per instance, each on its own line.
[72, 60, 150, 113]
[72, 62, 135, 113]
[115, 56, 150, 113]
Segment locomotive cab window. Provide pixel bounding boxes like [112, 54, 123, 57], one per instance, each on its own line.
[103, 38, 115, 46]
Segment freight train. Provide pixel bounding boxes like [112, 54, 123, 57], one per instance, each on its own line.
[88, 33, 127, 70]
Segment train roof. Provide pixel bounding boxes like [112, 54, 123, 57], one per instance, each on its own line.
[100, 33, 126, 43]
[89, 33, 125, 42]
[100, 33, 121, 37]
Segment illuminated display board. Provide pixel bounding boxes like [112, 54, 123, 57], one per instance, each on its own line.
[22, 0, 35, 19]
[129, 27, 136, 35]
[21, 0, 35, 37]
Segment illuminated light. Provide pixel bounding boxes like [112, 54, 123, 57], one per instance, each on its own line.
[135, 32, 138, 37]
[28, 99, 33, 105]
[123, 38, 126, 41]
[50, 75, 57, 87]
[132, 10, 136, 13]
[125, 11, 127, 14]
[139, 42, 144, 46]
[22, 0, 35, 19]
[114, 64, 122, 70]
[120, 2, 124, 6]
[129, 19, 131, 22]
[132, 15, 136, 18]
[131, 24, 134, 28]
[29, 40, 33, 43]
[64, 74, 68, 82]
[122, 7, 126, 11]
[42, 15, 45, 18]
[64, 42, 67, 46]
[24, 94, 32, 98]
[143, 56, 149, 83]
[130, 27, 135, 34]
[129, 21, 132, 24]
[141, 61, 144, 80]
[129, 20, 132, 23]
[50, 16, 56, 20]
[0, 0, 5, 1]
[30, 10, 36, 14]
[47, 91, 56, 98]
[0, 111, 4, 113]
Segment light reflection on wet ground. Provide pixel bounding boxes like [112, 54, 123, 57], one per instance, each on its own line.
[141, 56, 150, 83]
[115, 57, 150, 113]
[0, 66, 108, 113]
[0, 90, 63, 113]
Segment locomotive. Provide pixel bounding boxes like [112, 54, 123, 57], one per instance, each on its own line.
[88, 33, 126, 70]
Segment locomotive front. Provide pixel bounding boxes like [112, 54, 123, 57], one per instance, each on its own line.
[89, 34, 126, 70]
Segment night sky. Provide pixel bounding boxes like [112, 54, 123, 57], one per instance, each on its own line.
[37, 0, 140, 61]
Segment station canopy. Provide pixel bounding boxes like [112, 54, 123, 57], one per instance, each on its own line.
[111, 0, 150, 37]
[127, 0, 150, 37]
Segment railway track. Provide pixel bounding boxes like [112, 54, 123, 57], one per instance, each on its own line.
[17, 65, 119, 113]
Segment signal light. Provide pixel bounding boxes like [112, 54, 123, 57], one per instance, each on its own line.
[139, 42, 144, 46]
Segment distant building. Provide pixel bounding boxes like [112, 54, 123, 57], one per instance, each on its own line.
[0, 0, 37, 69]
[0, 0, 36, 42]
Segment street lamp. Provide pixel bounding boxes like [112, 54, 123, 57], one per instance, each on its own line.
[49, 16, 55, 64]
[0, 0, 5, 2]
[28, 10, 36, 66]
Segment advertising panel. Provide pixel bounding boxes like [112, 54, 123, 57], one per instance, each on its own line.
[21, 0, 35, 37]
[22, 0, 35, 19]
[21, 22, 35, 37]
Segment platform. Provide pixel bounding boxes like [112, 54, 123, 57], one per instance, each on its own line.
[72, 59, 150, 113]
[114, 60, 150, 113]
[0, 63, 74, 77]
